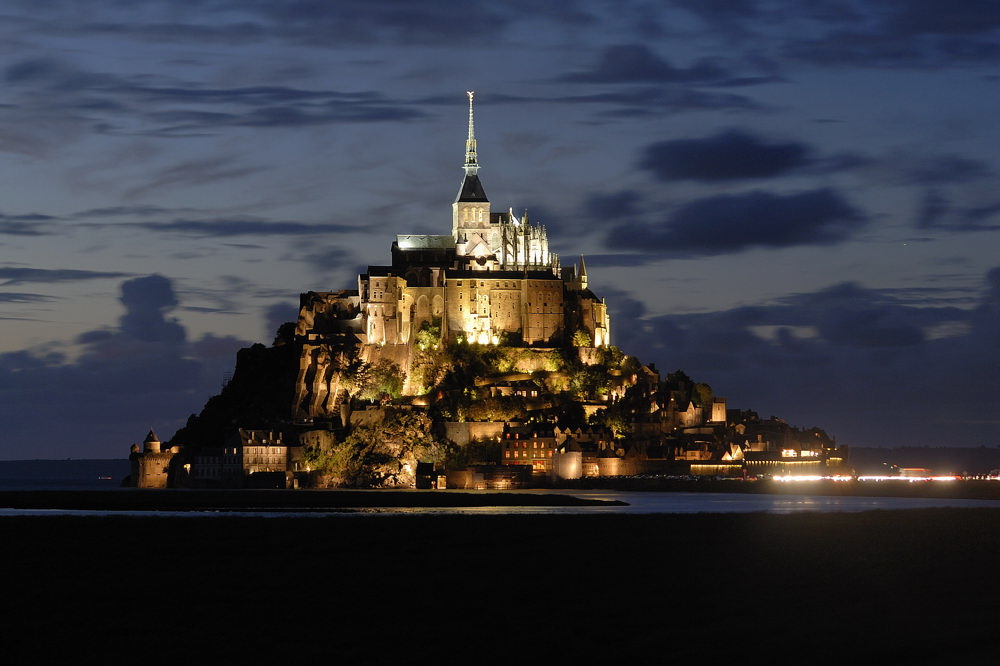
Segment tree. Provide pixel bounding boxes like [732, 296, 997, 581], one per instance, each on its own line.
[354, 359, 404, 402]
[305, 409, 452, 487]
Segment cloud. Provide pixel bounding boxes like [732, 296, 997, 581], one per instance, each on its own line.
[264, 301, 299, 339]
[607, 188, 867, 255]
[0, 273, 249, 457]
[0, 292, 53, 303]
[582, 253, 664, 268]
[899, 155, 995, 185]
[0, 219, 54, 236]
[554, 86, 762, 116]
[563, 44, 730, 84]
[123, 218, 359, 238]
[1, 57, 427, 153]
[782, 0, 1000, 67]
[639, 130, 814, 182]
[916, 190, 1000, 232]
[0, 267, 130, 286]
[616, 267, 1000, 447]
[301, 246, 356, 273]
[74, 205, 196, 218]
[117, 274, 185, 344]
[583, 190, 643, 220]
[122, 157, 268, 199]
[665, 1, 1000, 69]
[4, 1, 603, 50]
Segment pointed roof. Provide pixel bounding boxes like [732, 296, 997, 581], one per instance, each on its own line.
[456, 173, 488, 202]
[143, 429, 160, 444]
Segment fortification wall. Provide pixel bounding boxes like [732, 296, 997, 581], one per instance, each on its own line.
[441, 421, 506, 447]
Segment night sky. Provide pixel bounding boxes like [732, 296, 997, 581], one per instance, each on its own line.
[2, 1, 999, 459]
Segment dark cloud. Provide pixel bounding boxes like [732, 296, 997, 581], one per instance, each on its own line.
[0, 292, 53, 303]
[2, 57, 427, 148]
[0, 273, 249, 457]
[583, 253, 664, 268]
[75, 205, 199, 219]
[782, 283, 928, 347]
[8, 0, 525, 48]
[555, 86, 762, 116]
[122, 157, 268, 199]
[118, 274, 186, 344]
[0, 211, 58, 236]
[668, 0, 1000, 68]
[558, 43, 781, 87]
[583, 190, 643, 220]
[222, 0, 518, 46]
[616, 268, 1000, 447]
[900, 155, 994, 186]
[125, 218, 358, 238]
[563, 44, 730, 84]
[302, 246, 355, 273]
[783, 0, 1000, 67]
[916, 191, 1000, 232]
[264, 301, 299, 339]
[0, 267, 130, 286]
[607, 188, 866, 255]
[639, 130, 813, 182]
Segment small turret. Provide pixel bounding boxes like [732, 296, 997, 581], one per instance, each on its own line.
[143, 429, 161, 454]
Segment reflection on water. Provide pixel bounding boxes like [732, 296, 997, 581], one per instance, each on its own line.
[1, 490, 997, 517]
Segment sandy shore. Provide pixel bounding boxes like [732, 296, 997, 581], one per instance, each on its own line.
[4, 508, 999, 663]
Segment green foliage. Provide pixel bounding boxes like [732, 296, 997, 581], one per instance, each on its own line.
[604, 345, 625, 368]
[568, 364, 611, 399]
[572, 328, 592, 347]
[463, 395, 529, 422]
[305, 409, 452, 487]
[410, 322, 452, 395]
[621, 355, 642, 377]
[666, 369, 693, 389]
[353, 359, 404, 402]
[590, 404, 631, 440]
[693, 382, 713, 407]
[414, 319, 442, 350]
[273, 321, 297, 347]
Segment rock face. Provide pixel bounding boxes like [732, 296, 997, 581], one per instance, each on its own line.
[168, 340, 299, 451]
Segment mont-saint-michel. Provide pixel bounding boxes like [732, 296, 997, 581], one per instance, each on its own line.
[127, 93, 845, 489]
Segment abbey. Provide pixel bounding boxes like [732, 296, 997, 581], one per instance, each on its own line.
[297, 92, 609, 351]
[132, 92, 846, 490]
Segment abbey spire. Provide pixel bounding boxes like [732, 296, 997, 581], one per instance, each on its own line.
[455, 91, 488, 206]
[464, 90, 478, 175]
[453, 91, 490, 241]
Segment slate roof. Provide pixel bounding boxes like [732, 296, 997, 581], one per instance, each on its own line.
[455, 173, 488, 202]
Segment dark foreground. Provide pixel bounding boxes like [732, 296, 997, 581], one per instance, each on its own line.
[3, 509, 998, 663]
[0, 488, 622, 511]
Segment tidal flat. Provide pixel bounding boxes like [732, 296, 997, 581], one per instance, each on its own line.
[3, 508, 998, 663]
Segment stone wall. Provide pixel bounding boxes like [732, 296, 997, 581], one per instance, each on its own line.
[441, 421, 506, 447]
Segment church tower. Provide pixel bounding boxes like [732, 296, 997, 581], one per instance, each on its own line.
[452, 91, 493, 261]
